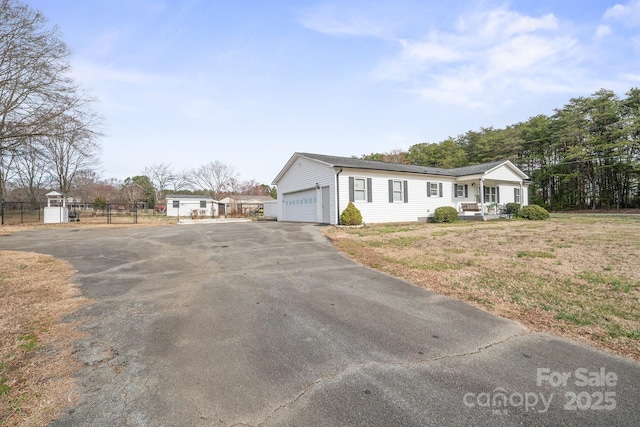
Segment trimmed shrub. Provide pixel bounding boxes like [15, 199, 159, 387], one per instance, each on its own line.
[519, 204, 550, 220]
[340, 201, 363, 226]
[505, 202, 521, 218]
[433, 206, 458, 223]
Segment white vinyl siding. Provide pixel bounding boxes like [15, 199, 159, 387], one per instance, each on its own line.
[275, 156, 335, 224]
[166, 196, 216, 217]
[335, 170, 456, 224]
[484, 164, 526, 182]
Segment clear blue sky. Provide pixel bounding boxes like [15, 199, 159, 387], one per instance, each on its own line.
[26, 0, 640, 185]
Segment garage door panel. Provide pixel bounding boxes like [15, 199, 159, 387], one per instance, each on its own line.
[283, 189, 317, 222]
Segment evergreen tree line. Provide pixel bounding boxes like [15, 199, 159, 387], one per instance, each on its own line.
[363, 88, 640, 210]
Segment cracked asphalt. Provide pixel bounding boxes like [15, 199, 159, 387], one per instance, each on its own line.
[1, 221, 639, 426]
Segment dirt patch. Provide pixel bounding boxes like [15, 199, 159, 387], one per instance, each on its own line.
[324, 214, 640, 361]
[0, 251, 91, 426]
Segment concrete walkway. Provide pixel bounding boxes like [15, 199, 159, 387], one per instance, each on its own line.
[1, 222, 638, 426]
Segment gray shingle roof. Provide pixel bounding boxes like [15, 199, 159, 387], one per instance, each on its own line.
[296, 153, 506, 177]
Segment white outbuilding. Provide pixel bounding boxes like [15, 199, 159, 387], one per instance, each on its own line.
[44, 191, 69, 224]
[165, 194, 218, 218]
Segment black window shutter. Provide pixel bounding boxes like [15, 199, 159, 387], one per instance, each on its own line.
[464, 185, 468, 198]
[367, 178, 372, 202]
[348, 177, 355, 202]
[388, 180, 393, 203]
[497, 187, 500, 203]
[426, 181, 431, 197]
[403, 181, 408, 203]
[439, 182, 443, 197]
[454, 184, 458, 198]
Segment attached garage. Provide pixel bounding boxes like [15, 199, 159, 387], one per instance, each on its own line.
[283, 189, 317, 222]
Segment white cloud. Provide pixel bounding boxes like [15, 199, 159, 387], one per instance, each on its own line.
[399, 37, 462, 63]
[594, 24, 612, 39]
[456, 6, 558, 39]
[372, 6, 581, 108]
[297, 7, 386, 37]
[604, 0, 640, 26]
[486, 35, 577, 75]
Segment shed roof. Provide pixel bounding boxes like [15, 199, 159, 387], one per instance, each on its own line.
[166, 194, 215, 201]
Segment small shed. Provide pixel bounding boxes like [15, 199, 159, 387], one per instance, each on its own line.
[165, 194, 218, 218]
[44, 191, 68, 223]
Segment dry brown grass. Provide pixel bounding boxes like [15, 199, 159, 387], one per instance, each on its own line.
[0, 251, 91, 426]
[324, 214, 640, 361]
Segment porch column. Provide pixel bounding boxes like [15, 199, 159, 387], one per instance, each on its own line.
[480, 178, 485, 217]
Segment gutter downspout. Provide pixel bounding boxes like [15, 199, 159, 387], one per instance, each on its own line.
[336, 168, 343, 225]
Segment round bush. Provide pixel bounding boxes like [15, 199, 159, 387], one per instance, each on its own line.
[340, 201, 363, 226]
[433, 206, 458, 223]
[505, 202, 521, 218]
[519, 204, 550, 220]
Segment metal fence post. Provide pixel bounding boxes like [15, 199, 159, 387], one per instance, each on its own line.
[1, 200, 4, 225]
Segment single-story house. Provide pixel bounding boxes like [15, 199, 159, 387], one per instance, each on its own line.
[218, 195, 276, 216]
[165, 194, 218, 217]
[271, 152, 530, 224]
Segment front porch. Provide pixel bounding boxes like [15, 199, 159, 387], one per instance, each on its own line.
[453, 170, 527, 219]
[458, 202, 511, 221]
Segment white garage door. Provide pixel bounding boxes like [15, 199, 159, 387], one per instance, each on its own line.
[283, 189, 317, 222]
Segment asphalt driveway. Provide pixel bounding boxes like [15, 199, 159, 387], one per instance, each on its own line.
[1, 222, 639, 426]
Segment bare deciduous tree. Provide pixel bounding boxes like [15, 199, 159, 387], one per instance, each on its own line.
[70, 168, 101, 202]
[0, 0, 78, 153]
[13, 138, 50, 206]
[42, 113, 101, 194]
[192, 161, 238, 200]
[1, 0, 102, 202]
[169, 169, 192, 193]
[0, 147, 17, 199]
[236, 179, 271, 196]
[143, 163, 174, 202]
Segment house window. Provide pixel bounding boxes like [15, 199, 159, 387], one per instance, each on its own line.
[514, 188, 521, 204]
[484, 187, 498, 203]
[388, 180, 408, 203]
[430, 183, 439, 197]
[455, 184, 464, 198]
[349, 177, 372, 202]
[426, 181, 443, 198]
[200, 200, 207, 208]
[172, 200, 179, 208]
[354, 178, 366, 201]
[393, 180, 403, 202]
